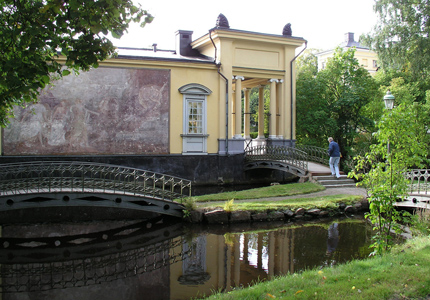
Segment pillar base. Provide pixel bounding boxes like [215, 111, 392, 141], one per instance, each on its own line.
[218, 139, 246, 155]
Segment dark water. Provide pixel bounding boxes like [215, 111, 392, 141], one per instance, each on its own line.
[0, 216, 372, 300]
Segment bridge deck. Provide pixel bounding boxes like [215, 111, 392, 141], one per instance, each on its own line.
[307, 162, 332, 175]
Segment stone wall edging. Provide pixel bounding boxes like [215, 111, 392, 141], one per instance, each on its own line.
[185, 199, 369, 224]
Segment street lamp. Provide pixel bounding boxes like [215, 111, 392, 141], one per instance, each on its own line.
[383, 90, 395, 156]
[384, 90, 395, 110]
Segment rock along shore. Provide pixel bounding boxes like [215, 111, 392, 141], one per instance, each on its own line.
[186, 187, 369, 224]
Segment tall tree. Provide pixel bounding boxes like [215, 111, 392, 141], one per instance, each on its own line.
[364, 0, 430, 83]
[296, 50, 333, 147]
[0, 0, 152, 126]
[317, 47, 379, 159]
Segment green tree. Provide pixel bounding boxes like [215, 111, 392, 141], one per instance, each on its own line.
[0, 0, 152, 126]
[296, 62, 333, 147]
[364, 0, 430, 82]
[297, 47, 379, 159]
[317, 48, 379, 159]
[351, 98, 430, 255]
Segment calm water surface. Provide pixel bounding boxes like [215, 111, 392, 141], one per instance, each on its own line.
[0, 216, 372, 300]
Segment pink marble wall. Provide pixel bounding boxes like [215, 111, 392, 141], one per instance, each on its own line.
[4, 67, 170, 155]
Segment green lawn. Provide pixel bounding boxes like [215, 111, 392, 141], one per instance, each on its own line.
[190, 182, 325, 202]
[201, 236, 430, 300]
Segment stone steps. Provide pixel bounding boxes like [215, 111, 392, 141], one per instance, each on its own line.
[313, 174, 357, 188]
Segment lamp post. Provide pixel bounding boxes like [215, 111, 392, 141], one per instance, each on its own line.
[384, 90, 395, 110]
[383, 90, 395, 202]
[383, 91, 395, 155]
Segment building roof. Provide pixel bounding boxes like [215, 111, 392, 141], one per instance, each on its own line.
[113, 14, 305, 63]
[339, 32, 369, 50]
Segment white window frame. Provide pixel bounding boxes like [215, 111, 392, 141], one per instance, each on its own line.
[179, 83, 212, 155]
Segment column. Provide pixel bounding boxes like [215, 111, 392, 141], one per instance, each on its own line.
[234, 76, 244, 139]
[231, 87, 235, 138]
[269, 79, 278, 139]
[277, 79, 284, 138]
[243, 88, 251, 139]
[257, 85, 265, 139]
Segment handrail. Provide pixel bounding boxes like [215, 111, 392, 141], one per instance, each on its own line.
[295, 144, 329, 166]
[244, 145, 308, 171]
[0, 161, 192, 202]
[405, 169, 430, 195]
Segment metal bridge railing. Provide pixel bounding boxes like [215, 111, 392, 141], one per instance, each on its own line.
[405, 169, 430, 195]
[0, 161, 192, 202]
[295, 144, 329, 166]
[244, 145, 308, 171]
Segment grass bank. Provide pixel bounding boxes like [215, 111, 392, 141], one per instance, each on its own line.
[191, 182, 325, 202]
[187, 182, 364, 214]
[201, 236, 430, 300]
[196, 194, 364, 212]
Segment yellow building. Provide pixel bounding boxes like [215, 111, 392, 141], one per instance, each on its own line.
[1, 14, 306, 184]
[316, 32, 378, 74]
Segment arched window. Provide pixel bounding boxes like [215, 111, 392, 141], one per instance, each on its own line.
[179, 84, 212, 154]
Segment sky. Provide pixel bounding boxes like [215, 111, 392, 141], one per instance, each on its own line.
[115, 0, 379, 52]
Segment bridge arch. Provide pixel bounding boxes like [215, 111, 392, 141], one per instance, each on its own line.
[0, 161, 192, 219]
[244, 145, 309, 177]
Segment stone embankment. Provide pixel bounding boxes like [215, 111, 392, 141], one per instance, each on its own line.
[186, 199, 369, 224]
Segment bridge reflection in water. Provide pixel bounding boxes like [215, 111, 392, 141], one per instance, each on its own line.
[0, 217, 372, 300]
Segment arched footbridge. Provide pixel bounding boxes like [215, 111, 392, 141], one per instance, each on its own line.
[244, 144, 329, 177]
[0, 162, 191, 218]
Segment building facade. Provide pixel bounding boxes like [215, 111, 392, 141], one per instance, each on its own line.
[316, 32, 378, 74]
[1, 15, 306, 185]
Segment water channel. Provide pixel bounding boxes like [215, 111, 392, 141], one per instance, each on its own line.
[0, 215, 372, 300]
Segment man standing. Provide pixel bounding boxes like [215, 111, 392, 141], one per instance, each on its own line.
[328, 137, 341, 179]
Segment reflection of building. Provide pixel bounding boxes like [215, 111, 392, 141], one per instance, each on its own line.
[0, 14, 306, 185]
[316, 32, 378, 74]
[169, 229, 298, 300]
[169, 221, 371, 300]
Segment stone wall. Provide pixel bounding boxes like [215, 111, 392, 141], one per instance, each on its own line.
[4, 67, 170, 155]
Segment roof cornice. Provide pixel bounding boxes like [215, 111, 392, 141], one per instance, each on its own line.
[192, 28, 306, 49]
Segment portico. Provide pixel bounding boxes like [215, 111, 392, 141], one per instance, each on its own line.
[191, 16, 306, 154]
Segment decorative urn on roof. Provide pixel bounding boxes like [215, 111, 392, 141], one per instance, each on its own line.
[282, 23, 292, 36]
[216, 14, 230, 29]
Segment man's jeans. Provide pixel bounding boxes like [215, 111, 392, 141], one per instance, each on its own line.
[329, 157, 341, 178]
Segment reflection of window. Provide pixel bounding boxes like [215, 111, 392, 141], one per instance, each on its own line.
[178, 236, 210, 285]
[373, 60, 377, 68]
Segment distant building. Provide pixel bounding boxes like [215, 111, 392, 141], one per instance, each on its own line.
[316, 32, 378, 74]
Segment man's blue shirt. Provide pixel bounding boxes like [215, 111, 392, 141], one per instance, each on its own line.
[328, 141, 340, 157]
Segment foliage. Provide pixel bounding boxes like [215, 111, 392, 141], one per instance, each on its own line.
[182, 197, 197, 219]
[317, 48, 379, 158]
[0, 0, 152, 126]
[248, 86, 270, 135]
[223, 199, 235, 212]
[364, 0, 430, 83]
[296, 50, 333, 147]
[296, 47, 380, 158]
[296, 48, 320, 77]
[351, 99, 430, 255]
